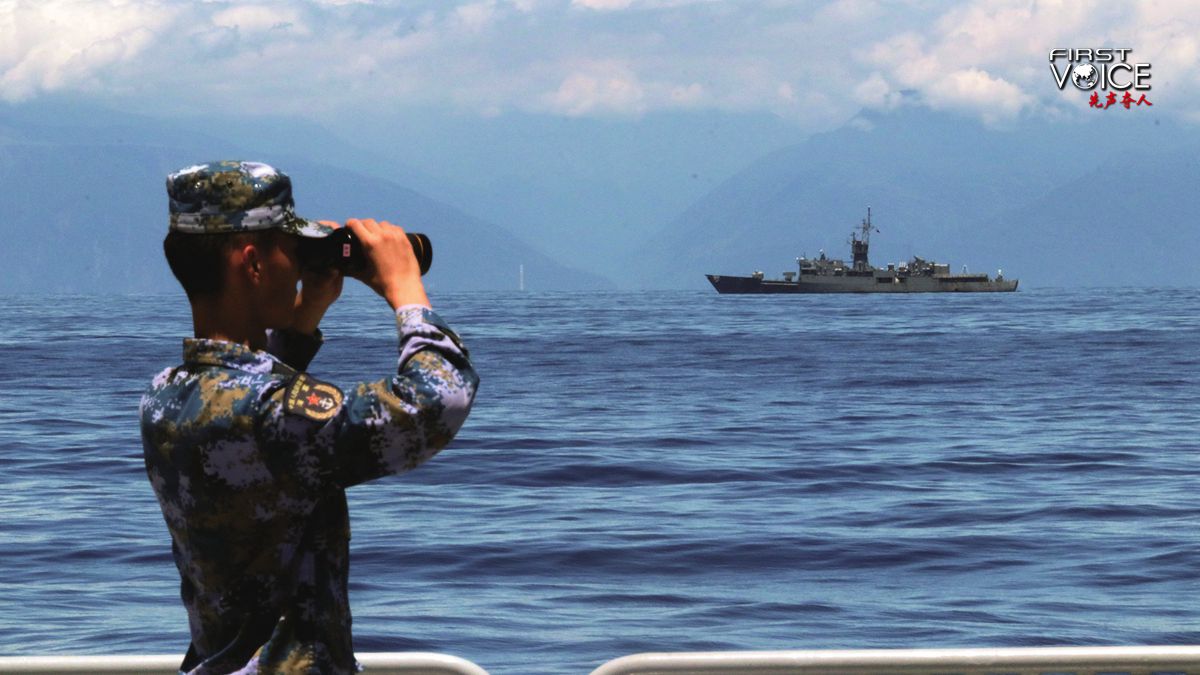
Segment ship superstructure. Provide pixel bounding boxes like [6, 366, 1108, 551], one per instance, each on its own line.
[706, 208, 1017, 294]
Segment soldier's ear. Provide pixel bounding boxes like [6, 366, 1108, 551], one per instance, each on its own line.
[239, 243, 263, 283]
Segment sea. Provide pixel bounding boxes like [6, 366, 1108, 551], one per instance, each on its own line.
[1, 288, 1198, 675]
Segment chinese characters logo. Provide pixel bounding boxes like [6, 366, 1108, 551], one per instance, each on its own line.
[1049, 48, 1152, 110]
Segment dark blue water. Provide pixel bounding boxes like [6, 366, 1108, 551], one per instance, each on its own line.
[1, 288, 1198, 674]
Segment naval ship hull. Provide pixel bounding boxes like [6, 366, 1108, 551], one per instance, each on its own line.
[707, 208, 1018, 294]
[706, 273, 1018, 294]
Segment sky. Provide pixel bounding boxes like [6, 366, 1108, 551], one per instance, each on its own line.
[3, 0, 1197, 284]
[2, 0, 1197, 135]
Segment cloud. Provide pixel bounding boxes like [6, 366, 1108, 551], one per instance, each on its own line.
[0, 0, 1194, 129]
[569, 0, 718, 9]
[856, 0, 1191, 124]
[0, 0, 177, 101]
[571, 0, 633, 9]
[930, 68, 1034, 124]
[454, 1, 497, 33]
[211, 5, 310, 35]
[670, 82, 705, 105]
[543, 62, 645, 115]
[853, 72, 902, 110]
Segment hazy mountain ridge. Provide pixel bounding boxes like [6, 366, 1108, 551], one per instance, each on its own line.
[973, 147, 1200, 287]
[0, 102, 611, 293]
[247, 108, 808, 278]
[3, 100, 1196, 293]
[636, 108, 1195, 288]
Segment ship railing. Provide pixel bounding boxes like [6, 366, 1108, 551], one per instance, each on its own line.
[4, 646, 1200, 674]
[0, 652, 489, 675]
[587, 646, 1200, 675]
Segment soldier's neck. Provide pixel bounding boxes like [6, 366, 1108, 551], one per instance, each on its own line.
[191, 296, 269, 351]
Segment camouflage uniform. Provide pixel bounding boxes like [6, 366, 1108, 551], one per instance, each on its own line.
[142, 162, 479, 674]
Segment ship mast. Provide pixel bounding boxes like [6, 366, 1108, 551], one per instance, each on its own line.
[850, 206, 877, 271]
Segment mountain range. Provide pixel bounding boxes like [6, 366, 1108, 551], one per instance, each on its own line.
[637, 106, 1198, 289]
[0, 99, 611, 294]
[1, 99, 1196, 293]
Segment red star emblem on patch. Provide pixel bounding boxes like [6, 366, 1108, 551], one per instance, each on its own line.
[307, 393, 321, 406]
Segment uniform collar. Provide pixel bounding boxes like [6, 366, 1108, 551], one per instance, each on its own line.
[182, 338, 279, 375]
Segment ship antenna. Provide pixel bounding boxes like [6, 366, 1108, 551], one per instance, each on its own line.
[862, 206, 876, 246]
[849, 206, 877, 271]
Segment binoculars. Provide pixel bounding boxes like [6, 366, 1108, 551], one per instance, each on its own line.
[298, 229, 432, 276]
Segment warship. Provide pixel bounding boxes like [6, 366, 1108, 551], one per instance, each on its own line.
[706, 208, 1017, 294]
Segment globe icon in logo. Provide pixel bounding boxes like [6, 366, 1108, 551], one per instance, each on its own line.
[1072, 63, 1099, 89]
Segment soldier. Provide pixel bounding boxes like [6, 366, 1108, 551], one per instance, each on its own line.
[141, 161, 479, 674]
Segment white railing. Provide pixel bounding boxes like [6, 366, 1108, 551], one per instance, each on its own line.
[6, 646, 1200, 675]
[589, 646, 1200, 675]
[0, 652, 489, 675]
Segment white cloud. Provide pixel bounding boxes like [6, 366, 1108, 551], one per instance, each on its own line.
[0, 0, 177, 101]
[569, 0, 717, 9]
[544, 63, 645, 115]
[670, 82, 705, 105]
[856, 0, 1191, 124]
[929, 68, 1034, 123]
[571, 0, 633, 9]
[853, 72, 900, 109]
[816, 0, 882, 24]
[212, 5, 310, 35]
[454, 1, 497, 33]
[0, 0, 1194, 129]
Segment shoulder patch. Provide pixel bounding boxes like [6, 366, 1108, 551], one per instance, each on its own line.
[284, 373, 344, 422]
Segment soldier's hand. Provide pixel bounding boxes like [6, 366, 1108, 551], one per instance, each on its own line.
[345, 218, 430, 310]
[291, 221, 345, 333]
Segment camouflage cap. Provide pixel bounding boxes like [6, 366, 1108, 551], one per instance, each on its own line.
[167, 160, 334, 238]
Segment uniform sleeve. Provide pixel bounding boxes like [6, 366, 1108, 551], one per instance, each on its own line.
[266, 328, 323, 371]
[262, 306, 479, 490]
